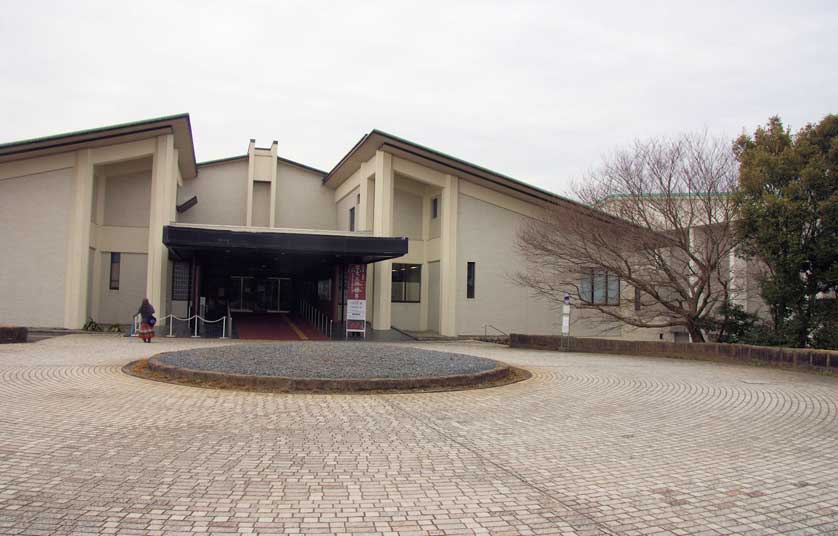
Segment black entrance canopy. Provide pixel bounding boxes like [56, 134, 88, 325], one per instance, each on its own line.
[163, 225, 408, 265]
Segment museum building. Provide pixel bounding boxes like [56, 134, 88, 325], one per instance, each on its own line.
[0, 113, 656, 339]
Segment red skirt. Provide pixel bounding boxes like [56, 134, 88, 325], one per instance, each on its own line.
[139, 322, 155, 339]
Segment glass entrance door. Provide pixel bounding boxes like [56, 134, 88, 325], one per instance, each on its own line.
[265, 278, 280, 312]
[279, 278, 292, 313]
[230, 276, 255, 312]
[232, 276, 290, 313]
[266, 277, 292, 313]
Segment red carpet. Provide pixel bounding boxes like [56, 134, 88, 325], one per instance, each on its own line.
[234, 313, 328, 340]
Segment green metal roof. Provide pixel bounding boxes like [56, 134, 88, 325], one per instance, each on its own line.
[0, 113, 190, 150]
[0, 113, 198, 178]
[325, 128, 583, 209]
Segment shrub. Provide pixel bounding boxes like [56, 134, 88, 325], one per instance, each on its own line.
[83, 318, 103, 332]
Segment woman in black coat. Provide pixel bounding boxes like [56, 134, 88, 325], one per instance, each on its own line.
[137, 298, 155, 343]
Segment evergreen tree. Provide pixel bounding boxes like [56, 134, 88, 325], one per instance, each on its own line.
[735, 115, 838, 347]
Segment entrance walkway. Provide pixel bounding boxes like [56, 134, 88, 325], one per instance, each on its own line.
[2, 336, 837, 535]
[233, 313, 327, 340]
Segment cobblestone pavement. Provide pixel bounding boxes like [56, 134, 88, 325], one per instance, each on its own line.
[0, 335, 836, 536]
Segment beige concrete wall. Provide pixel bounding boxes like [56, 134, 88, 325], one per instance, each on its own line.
[456, 194, 559, 336]
[455, 188, 669, 340]
[254, 153, 274, 181]
[97, 252, 148, 324]
[179, 159, 337, 230]
[275, 162, 336, 230]
[178, 160, 247, 226]
[391, 302, 421, 331]
[103, 172, 151, 227]
[394, 189, 423, 240]
[0, 167, 73, 326]
[569, 305, 628, 339]
[336, 187, 359, 231]
[252, 181, 271, 227]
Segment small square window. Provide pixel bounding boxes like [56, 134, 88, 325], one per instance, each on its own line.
[466, 262, 476, 299]
[109, 252, 121, 290]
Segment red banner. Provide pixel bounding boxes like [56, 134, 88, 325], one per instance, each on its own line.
[346, 265, 367, 332]
[347, 264, 366, 300]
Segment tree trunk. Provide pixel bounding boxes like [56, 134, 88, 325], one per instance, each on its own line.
[687, 322, 706, 343]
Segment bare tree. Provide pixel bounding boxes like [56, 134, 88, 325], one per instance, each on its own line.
[515, 132, 739, 342]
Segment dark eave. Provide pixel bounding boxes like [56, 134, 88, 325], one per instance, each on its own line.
[197, 154, 248, 167]
[278, 155, 328, 176]
[0, 113, 198, 178]
[163, 225, 408, 265]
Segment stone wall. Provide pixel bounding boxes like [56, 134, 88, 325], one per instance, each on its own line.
[509, 334, 838, 370]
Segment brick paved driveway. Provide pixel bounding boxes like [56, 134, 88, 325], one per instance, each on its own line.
[0, 335, 836, 536]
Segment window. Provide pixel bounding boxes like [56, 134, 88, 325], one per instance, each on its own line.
[349, 206, 356, 231]
[579, 269, 620, 305]
[634, 287, 642, 311]
[391, 263, 421, 303]
[467, 262, 476, 299]
[109, 252, 121, 290]
[431, 197, 439, 219]
[172, 261, 191, 300]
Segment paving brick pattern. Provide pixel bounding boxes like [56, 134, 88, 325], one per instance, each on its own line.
[0, 336, 836, 536]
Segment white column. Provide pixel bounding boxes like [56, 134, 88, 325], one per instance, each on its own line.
[372, 150, 394, 331]
[63, 149, 94, 328]
[439, 174, 459, 336]
[90, 247, 103, 322]
[269, 141, 278, 227]
[146, 134, 176, 319]
[419, 193, 431, 331]
[245, 139, 255, 226]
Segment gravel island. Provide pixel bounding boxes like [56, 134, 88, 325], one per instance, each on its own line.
[141, 342, 521, 393]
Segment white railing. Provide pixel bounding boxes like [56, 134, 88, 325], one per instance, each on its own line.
[483, 324, 508, 337]
[164, 314, 229, 338]
[298, 299, 333, 339]
[131, 313, 228, 338]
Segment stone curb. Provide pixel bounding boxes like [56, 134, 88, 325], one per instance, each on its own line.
[144, 354, 517, 393]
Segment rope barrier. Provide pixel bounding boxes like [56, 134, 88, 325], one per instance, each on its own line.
[133, 313, 228, 338]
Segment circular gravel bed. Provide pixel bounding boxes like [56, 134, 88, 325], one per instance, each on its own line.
[140, 342, 522, 393]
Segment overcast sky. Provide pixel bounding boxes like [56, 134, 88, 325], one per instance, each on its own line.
[1, 1, 835, 195]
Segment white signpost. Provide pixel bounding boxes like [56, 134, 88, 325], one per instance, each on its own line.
[562, 293, 571, 336]
[345, 265, 367, 338]
[561, 293, 571, 351]
[346, 299, 366, 326]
